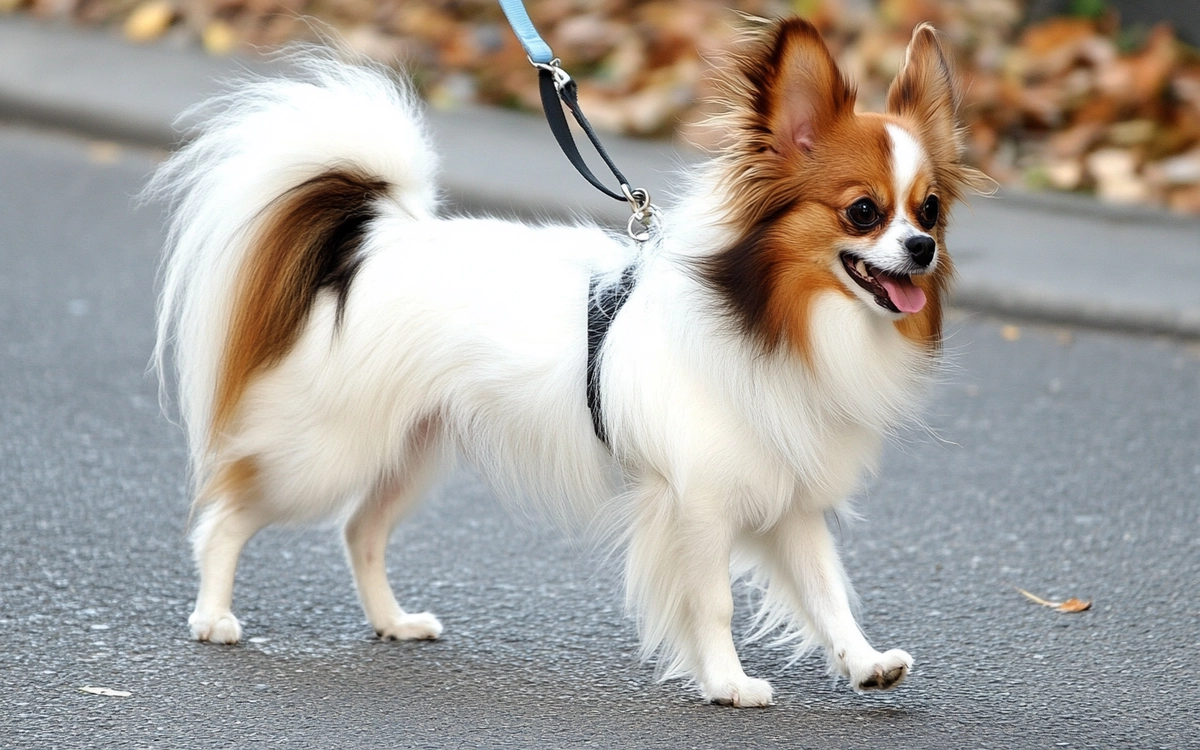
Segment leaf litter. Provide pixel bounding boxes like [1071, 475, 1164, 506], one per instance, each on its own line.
[1017, 587, 1093, 613]
[8, 0, 1200, 214]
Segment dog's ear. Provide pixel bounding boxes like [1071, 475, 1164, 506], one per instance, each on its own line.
[886, 24, 962, 155]
[757, 19, 856, 155]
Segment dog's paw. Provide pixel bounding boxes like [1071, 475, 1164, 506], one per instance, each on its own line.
[850, 648, 913, 692]
[375, 612, 443, 641]
[703, 675, 775, 708]
[189, 610, 242, 644]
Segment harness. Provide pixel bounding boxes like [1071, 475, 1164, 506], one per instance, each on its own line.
[586, 266, 638, 446]
[497, 0, 656, 447]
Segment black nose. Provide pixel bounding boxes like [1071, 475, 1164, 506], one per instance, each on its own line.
[905, 235, 936, 267]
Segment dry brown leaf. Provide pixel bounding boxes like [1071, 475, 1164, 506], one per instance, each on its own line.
[124, 0, 173, 43]
[202, 20, 235, 55]
[1168, 185, 1200, 213]
[1017, 588, 1092, 613]
[1056, 597, 1093, 613]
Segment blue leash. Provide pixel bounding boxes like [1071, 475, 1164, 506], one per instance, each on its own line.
[496, 0, 656, 242]
[496, 0, 553, 64]
[498, 0, 650, 447]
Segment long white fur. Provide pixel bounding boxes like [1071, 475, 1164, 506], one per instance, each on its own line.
[153, 52, 932, 707]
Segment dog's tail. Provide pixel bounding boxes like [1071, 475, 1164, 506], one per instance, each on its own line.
[148, 51, 438, 476]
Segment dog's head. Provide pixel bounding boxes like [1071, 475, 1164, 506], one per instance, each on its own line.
[700, 18, 989, 358]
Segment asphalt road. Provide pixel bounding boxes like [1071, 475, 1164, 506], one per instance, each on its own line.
[1, 125, 1198, 749]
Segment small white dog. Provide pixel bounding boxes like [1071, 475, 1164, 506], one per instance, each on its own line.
[152, 17, 982, 706]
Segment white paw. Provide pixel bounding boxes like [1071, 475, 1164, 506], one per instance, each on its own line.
[189, 610, 242, 644]
[375, 611, 443, 641]
[850, 648, 913, 692]
[703, 675, 775, 707]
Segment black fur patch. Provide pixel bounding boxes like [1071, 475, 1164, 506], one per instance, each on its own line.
[693, 201, 795, 350]
[288, 170, 388, 329]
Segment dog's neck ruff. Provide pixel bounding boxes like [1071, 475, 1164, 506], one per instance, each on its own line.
[586, 265, 637, 446]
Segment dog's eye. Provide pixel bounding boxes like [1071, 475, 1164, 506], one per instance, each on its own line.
[917, 195, 940, 230]
[846, 199, 881, 230]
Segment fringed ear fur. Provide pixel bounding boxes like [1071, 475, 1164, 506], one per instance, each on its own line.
[887, 23, 995, 198]
[887, 24, 960, 150]
[764, 19, 856, 155]
[707, 18, 860, 227]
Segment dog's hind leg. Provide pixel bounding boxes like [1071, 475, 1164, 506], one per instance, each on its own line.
[764, 507, 912, 692]
[189, 458, 271, 644]
[627, 478, 774, 707]
[343, 421, 443, 641]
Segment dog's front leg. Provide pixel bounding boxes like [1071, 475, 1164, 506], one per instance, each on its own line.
[626, 479, 773, 707]
[766, 508, 912, 692]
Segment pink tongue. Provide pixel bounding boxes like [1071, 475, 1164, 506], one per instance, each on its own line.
[878, 274, 926, 313]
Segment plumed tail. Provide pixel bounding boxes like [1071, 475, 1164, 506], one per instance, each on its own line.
[148, 50, 439, 478]
[212, 169, 389, 438]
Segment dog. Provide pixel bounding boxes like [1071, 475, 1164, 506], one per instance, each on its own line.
[151, 17, 984, 707]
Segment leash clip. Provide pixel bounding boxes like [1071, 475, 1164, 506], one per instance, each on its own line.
[622, 184, 658, 243]
[530, 57, 572, 92]
[506, 1, 657, 243]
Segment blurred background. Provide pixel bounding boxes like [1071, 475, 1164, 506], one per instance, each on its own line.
[4, 0, 1199, 213]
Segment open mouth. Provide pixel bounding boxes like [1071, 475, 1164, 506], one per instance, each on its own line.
[839, 253, 927, 314]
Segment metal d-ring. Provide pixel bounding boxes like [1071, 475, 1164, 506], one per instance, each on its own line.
[621, 184, 658, 242]
[620, 184, 650, 214]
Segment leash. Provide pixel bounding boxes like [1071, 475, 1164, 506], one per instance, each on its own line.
[498, 0, 651, 447]
[497, 0, 658, 242]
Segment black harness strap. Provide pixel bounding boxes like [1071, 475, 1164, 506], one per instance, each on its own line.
[498, 4, 655, 448]
[586, 266, 637, 446]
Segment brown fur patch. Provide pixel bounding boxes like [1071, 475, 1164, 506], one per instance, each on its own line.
[211, 169, 388, 443]
[698, 18, 982, 359]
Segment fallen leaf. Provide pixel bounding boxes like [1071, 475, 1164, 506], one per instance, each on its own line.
[1056, 597, 1093, 612]
[1146, 148, 1200, 187]
[124, 1, 174, 43]
[1045, 158, 1083, 190]
[1017, 588, 1092, 613]
[79, 686, 131, 697]
[1167, 185, 1200, 213]
[201, 20, 235, 56]
[1087, 148, 1148, 203]
[1107, 119, 1156, 147]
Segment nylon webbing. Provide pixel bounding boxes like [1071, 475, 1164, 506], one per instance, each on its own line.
[587, 266, 638, 446]
[496, 0, 553, 63]
[536, 69, 631, 203]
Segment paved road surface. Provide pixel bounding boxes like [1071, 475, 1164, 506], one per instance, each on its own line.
[2, 126, 1198, 748]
